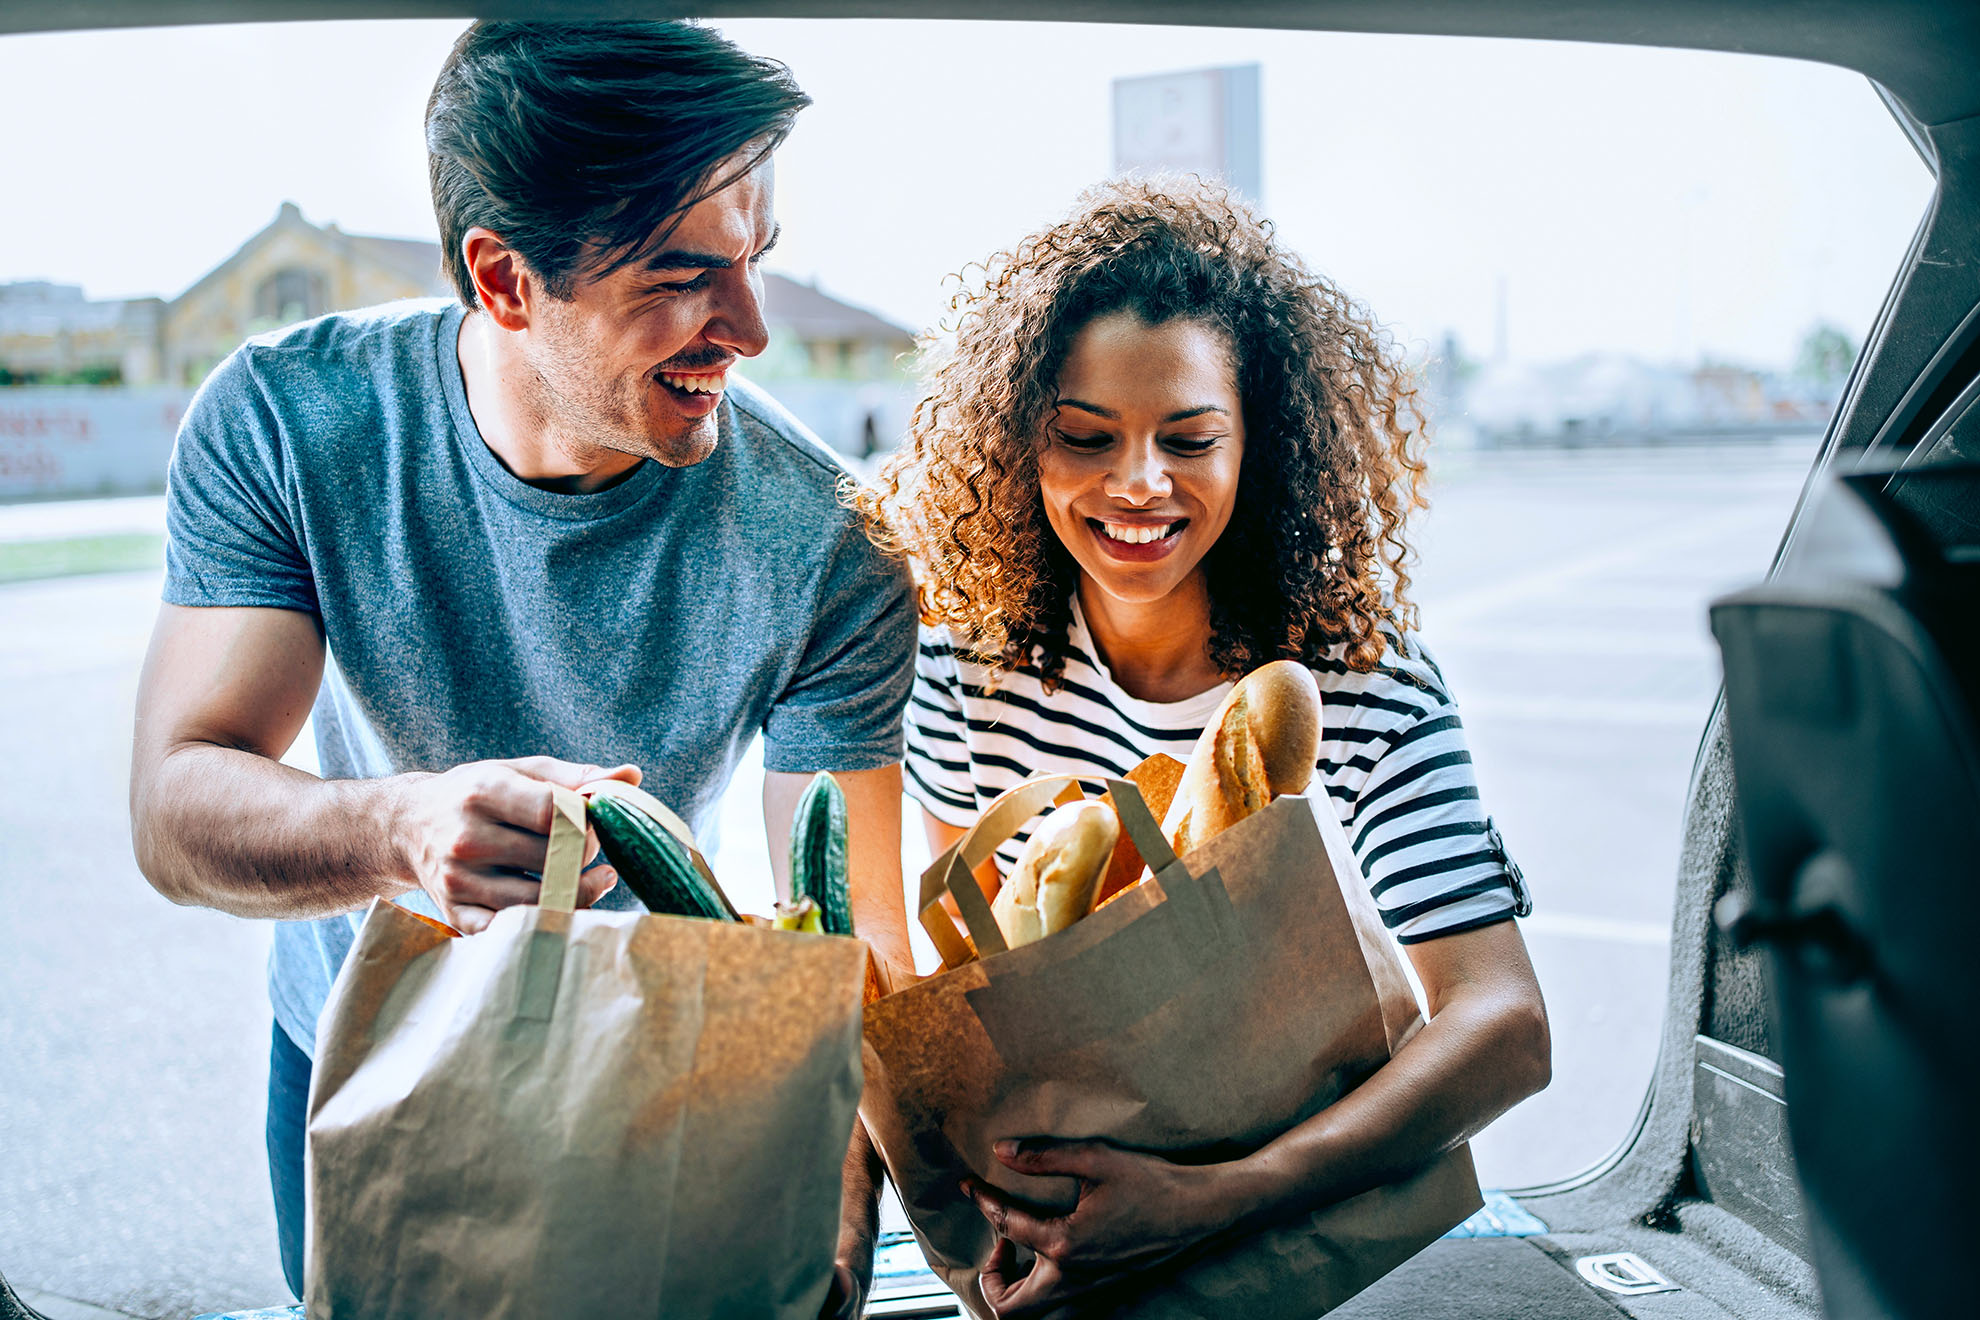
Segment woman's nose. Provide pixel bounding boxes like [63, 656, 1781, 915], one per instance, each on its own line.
[1106, 440, 1173, 505]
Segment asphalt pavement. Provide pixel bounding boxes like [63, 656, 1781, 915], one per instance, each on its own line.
[0, 436, 1822, 1317]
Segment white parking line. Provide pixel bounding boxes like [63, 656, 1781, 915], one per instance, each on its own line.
[1522, 911, 1671, 946]
[1460, 693, 1710, 728]
[1430, 505, 1788, 626]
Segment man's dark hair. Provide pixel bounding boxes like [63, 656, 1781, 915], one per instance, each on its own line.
[426, 21, 810, 307]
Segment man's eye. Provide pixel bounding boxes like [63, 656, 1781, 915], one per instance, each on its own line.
[648, 274, 710, 295]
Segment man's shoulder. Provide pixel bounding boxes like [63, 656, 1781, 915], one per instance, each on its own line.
[722, 375, 856, 492]
[178, 300, 460, 477]
[228, 298, 456, 383]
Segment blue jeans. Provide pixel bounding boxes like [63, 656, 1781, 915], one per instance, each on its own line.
[266, 1023, 311, 1301]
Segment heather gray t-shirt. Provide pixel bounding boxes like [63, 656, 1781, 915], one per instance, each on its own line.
[162, 300, 915, 1057]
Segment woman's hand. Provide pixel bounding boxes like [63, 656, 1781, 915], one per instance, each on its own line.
[964, 1138, 1240, 1316]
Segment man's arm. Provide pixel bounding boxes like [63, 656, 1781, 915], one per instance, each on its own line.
[130, 603, 625, 930]
[764, 764, 911, 976]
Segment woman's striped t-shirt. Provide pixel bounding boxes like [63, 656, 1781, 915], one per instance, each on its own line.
[903, 601, 1530, 945]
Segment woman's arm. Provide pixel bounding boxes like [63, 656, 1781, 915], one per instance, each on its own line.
[1218, 918, 1549, 1225]
[967, 919, 1550, 1315]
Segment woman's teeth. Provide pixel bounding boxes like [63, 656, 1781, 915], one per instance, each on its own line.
[659, 370, 727, 394]
[1098, 521, 1178, 544]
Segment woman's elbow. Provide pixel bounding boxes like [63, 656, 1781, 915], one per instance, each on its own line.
[1504, 990, 1553, 1101]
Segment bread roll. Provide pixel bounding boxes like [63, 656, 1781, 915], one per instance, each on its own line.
[1162, 660, 1322, 855]
[990, 798, 1120, 948]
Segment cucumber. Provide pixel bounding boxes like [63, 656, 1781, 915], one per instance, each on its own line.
[789, 771, 852, 935]
[588, 792, 732, 922]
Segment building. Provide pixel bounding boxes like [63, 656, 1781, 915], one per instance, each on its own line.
[2, 202, 916, 393]
[1, 204, 919, 497]
[0, 282, 165, 387]
[162, 202, 452, 387]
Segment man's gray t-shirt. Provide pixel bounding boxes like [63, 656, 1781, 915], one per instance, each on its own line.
[162, 299, 915, 1057]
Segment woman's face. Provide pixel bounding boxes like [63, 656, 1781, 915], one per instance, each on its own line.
[1037, 312, 1245, 609]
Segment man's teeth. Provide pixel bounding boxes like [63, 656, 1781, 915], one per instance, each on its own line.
[660, 371, 727, 394]
[1099, 521, 1177, 545]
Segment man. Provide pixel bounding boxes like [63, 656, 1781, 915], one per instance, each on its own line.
[128, 21, 913, 1315]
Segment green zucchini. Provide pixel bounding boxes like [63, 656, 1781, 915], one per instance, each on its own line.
[789, 771, 852, 935]
[588, 792, 732, 921]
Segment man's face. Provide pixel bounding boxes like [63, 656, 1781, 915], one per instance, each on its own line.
[524, 154, 777, 468]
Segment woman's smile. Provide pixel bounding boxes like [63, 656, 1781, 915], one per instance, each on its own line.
[1088, 515, 1190, 561]
[1037, 312, 1245, 609]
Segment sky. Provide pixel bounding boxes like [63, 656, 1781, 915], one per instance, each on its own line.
[0, 17, 1936, 370]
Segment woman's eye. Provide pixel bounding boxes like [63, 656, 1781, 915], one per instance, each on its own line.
[1054, 430, 1112, 450]
[1163, 436, 1221, 454]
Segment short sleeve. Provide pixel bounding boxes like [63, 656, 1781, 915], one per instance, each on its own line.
[162, 347, 319, 615]
[1343, 698, 1529, 944]
[759, 527, 916, 773]
[902, 629, 978, 827]
[1324, 634, 1531, 945]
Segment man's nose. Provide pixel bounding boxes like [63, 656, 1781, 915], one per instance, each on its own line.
[1106, 440, 1173, 504]
[705, 269, 770, 359]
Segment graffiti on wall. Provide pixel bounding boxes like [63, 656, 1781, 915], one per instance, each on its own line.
[0, 391, 190, 499]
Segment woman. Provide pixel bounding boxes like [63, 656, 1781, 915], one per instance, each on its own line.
[856, 177, 1550, 1316]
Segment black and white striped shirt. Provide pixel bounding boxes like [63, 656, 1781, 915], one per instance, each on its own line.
[903, 601, 1529, 945]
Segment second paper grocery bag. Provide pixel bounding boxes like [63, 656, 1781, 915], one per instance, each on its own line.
[304, 785, 866, 1319]
[861, 766, 1481, 1319]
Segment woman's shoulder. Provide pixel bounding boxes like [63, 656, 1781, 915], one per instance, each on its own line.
[1305, 620, 1458, 723]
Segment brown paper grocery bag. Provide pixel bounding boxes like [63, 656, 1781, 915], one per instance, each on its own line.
[861, 767, 1482, 1319]
[305, 785, 867, 1319]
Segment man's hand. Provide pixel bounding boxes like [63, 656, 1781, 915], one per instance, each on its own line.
[390, 756, 639, 932]
[964, 1140, 1226, 1317]
[820, 1120, 886, 1319]
[131, 603, 645, 924]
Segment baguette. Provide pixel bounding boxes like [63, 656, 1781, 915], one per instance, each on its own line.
[1161, 660, 1322, 855]
[990, 799, 1120, 949]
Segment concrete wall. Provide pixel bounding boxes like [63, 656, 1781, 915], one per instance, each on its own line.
[0, 376, 919, 503]
[0, 387, 192, 500]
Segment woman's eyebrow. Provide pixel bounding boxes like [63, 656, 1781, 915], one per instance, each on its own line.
[1053, 400, 1230, 422]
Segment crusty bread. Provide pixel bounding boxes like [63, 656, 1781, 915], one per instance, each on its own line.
[1094, 753, 1187, 907]
[990, 799, 1120, 948]
[1161, 660, 1322, 855]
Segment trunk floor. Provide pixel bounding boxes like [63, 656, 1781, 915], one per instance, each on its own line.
[1332, 1237, 1624, 1319]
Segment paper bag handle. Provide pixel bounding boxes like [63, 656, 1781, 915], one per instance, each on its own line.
[919, 773, 1190, 969]
[538, 785, 588, 913]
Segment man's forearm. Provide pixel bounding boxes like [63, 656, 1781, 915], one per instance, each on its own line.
[133, 740, 412, 920]
[831, 1119, 886, 1312]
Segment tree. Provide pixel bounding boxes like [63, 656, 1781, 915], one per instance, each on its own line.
[1795, 323, 1858, 384]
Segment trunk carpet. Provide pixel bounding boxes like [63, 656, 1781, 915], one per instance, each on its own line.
[1332, 1237, 1625, 1319]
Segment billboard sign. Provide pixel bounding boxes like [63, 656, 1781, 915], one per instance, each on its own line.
[1112, 64, 1262, 204]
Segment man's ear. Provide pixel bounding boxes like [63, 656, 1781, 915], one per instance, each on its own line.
[462, 227, 532, 332]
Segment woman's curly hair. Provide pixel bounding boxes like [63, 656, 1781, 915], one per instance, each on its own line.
[853, 176, 1430, 690]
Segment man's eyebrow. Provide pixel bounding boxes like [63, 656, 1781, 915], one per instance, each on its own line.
[639, 224, 781, 274]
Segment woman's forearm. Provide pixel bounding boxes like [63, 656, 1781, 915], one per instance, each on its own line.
[1214, 963, 1550, 1233]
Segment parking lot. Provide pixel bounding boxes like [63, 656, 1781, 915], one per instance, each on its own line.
[0, 434, 1821, 1317]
